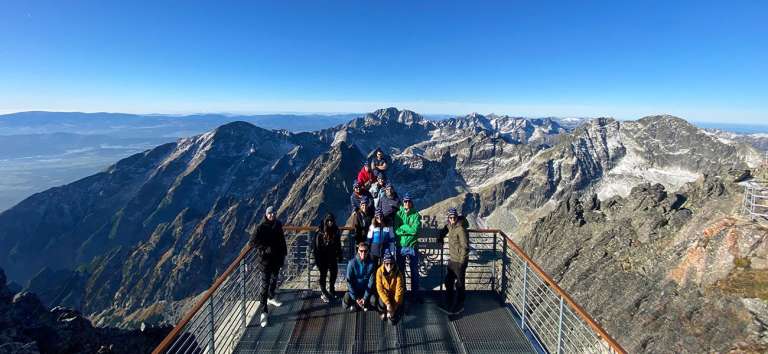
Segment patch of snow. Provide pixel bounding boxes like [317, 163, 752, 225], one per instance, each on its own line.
[596, 144, 700, 200]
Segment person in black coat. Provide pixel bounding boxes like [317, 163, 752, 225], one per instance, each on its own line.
[249, 206, 287, 327]
[312, 213, 343, 303]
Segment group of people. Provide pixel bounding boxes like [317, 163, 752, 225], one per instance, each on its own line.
[249, 147, 470, 328]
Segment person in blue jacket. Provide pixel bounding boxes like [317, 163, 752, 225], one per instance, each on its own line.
[342, 242, 377, 312]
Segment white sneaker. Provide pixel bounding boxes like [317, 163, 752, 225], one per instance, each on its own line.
[267, 298, 283, 307]
[320, 293, 329, 303]
[259, 313, 268, 327]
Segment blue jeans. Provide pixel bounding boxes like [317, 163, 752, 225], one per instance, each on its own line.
[398, 246, 420, 292]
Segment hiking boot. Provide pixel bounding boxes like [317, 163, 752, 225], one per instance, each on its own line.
[380, 313, 387, 321]
[347, 305, 356, 312]
[259, 313, 268, 327]
[267, 298, 283, 307]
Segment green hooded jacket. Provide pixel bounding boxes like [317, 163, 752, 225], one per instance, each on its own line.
[395, 206, 421, 247]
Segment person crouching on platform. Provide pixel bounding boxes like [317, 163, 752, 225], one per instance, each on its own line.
[343, 242, 377, 312]
[376, 252, 405, 326]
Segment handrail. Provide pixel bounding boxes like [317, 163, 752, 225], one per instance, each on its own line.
[152, 243, 253, 354]
[153, 225, 355, 353]
[496, 229, 627, 354]
[153, 225, 626, 354]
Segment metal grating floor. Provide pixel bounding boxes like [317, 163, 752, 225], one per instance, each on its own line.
[233, 290, 535, 354]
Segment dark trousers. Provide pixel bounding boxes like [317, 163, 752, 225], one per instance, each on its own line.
[444, 261, 468, 311]
[256, 265, 280, 315]
[317, 260, 338, 294]
[376, 297, 403, 322]
[342, 292, 377, 310]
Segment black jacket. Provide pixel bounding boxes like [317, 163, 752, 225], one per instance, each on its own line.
[312, 213, 343, 265]
[249, 217, 287, 267]
[350, 208, 374, 244]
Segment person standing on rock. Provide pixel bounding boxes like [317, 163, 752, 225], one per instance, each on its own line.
[350, 196, 374, 245]
[375, 252, 405, 325]
[395, 193, 423, 303]
[357, 161, 376, 189]
[249, 206, 287, 327]
[369, 147, 390, 178]
[343, 242, 377, 312]
[438, 208, 469, 315]
[369, 174, 388, 207]
[350, 180, 374, 213]
[312, 213, 343, 303]
[377, 183, 400, 226]
[367, 208, 396, 265]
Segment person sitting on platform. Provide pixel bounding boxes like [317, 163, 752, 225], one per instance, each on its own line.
[369, 147, 390, 178]
[350, 180, 373, 213]
[369, 174, 387, 207]
[377, 183, 400, 225]
[357, 161, 376, 189]
[376, 252, 405, 325]
[343, 242, 377, 312]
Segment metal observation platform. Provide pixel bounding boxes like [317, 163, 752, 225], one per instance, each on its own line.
[153, 227, 626, 354]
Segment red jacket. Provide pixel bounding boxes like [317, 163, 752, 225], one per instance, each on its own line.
[357, 167, 375, 187]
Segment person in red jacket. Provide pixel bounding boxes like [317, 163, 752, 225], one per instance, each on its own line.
[357, 161, 375, 189]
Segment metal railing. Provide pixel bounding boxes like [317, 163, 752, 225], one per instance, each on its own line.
[743, 181, 768, 221]
[153, 226, 626, 354]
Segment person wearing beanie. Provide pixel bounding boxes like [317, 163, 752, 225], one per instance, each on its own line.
[356, 161, 376, 189]
[394, 193, 422, 302]
[369, 147, 390, 178]
[249, 206, 288, 327]
[350, 196, 374, 244]
[312, 213, 343, 303]
[367, 208, 396, 265]
[377, 183, 400, 225]
[375, 251, 405, 325]
[350, 180, 373, 213]
[368, 174, 388, 207]
[438, 207, 469, 315]
[343, 242, 377, 312]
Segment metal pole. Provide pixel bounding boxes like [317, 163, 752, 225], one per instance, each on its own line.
[492, 233, 497, 293]
[557, 297, 564, 354]
[440, 240, 445, 292]
[501, 235, 508, 304]
[307, 232, 312, 290]
[752, 191, 757, 221]
[209, 292, 216, 354]
[241, 259, 246, 330]
[521, 263, 528, 330]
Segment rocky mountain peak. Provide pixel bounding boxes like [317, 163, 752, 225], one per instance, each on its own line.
[369, 107, 425, 126]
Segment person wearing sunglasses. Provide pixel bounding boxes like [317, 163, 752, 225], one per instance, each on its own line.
[394, 193, 423, 303]
[343, 242, 377, 312]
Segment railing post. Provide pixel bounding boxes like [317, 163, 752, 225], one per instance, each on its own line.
[521, 263, 528, 330]
[557, 297, 564, 354]
[306, 232, 312, 290]
[440, 238, 445, 291]
[501, 234, 508, 304]
[491, 233, 497, 293]
[209, 292, 216, 354]
[241, 259, 246, 330]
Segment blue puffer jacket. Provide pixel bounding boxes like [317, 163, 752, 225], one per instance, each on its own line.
[346, 255, 376, 300]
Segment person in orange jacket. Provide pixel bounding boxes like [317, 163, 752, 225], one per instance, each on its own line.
[375, 252, 405, 325]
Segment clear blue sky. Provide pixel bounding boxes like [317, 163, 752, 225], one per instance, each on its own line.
[1, 1, 766, 123]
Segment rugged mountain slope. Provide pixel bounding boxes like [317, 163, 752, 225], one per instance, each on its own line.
[0, 267, 168, 354]
[0, 107, 763, 349]
[522, 176, 768, 353]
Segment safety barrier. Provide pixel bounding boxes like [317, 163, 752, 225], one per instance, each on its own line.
[743, 181, 768, 221]
[153, 226, 626, 354]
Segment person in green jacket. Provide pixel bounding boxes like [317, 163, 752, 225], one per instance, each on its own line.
[394, 193, 422, 303]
